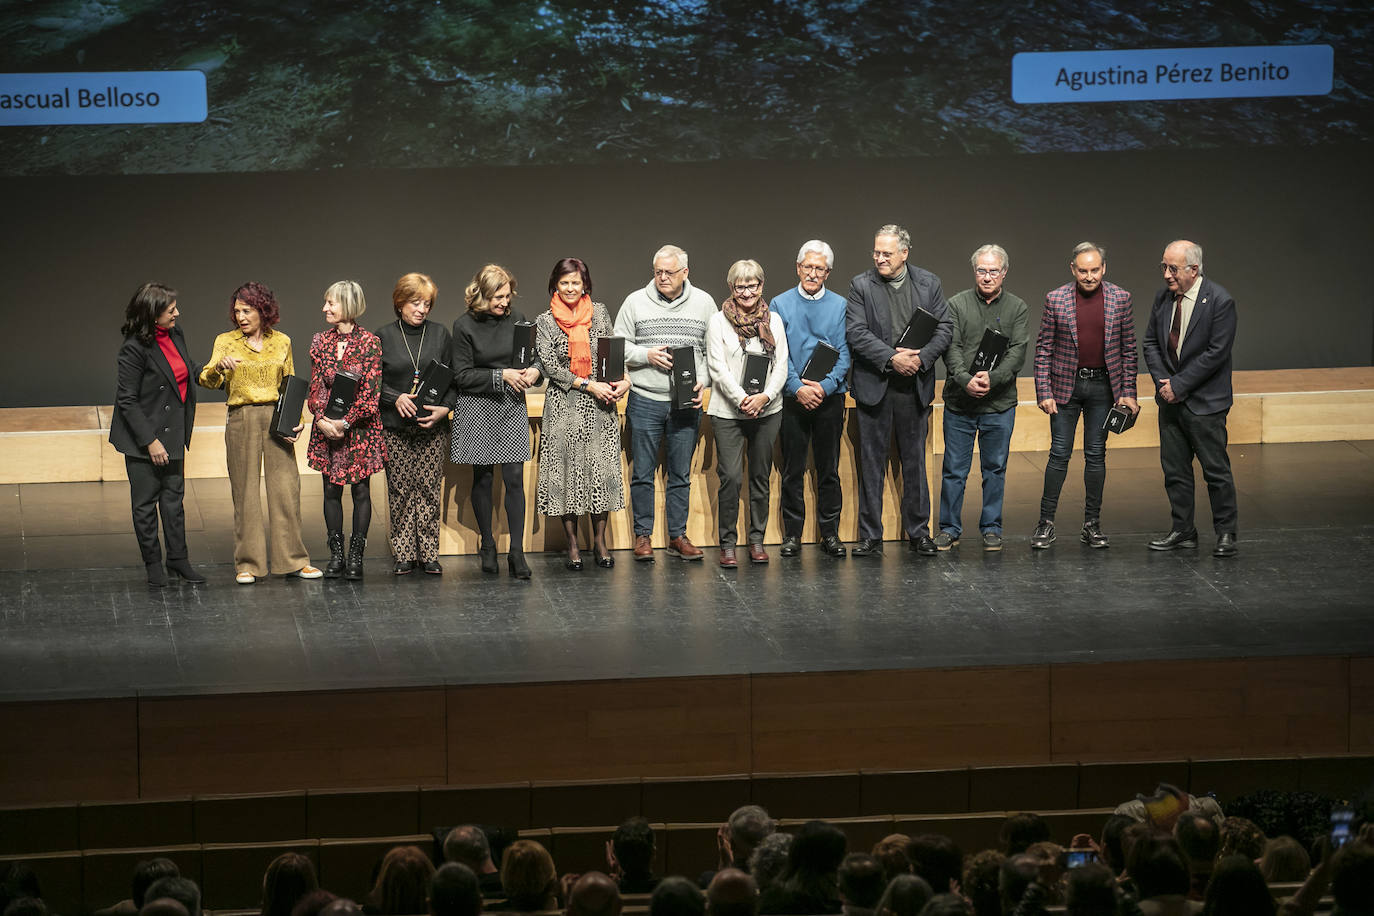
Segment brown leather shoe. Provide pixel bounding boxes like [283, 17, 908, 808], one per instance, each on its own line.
[666, 535, 704, 560]
[633, 535, 654, 561]
[718, 547, 738, 568]
[748, 543, 769, 564]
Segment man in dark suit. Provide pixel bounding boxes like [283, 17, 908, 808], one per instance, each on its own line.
[1031, 242, 1138, 549]
[1142, 239, 1239, 558]
[845, 224, 952, 557]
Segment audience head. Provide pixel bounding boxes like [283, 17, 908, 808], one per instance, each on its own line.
[1064, 864, 1117, 916]
[1118, 821, 1155, 872]
[289, 890, 339, 916]
[1257, 835, 1310, 883]
[705, 869, 757, 916]
[1330, 836, 1374, 916]
[144, 876, 201, 916]
[871, 834, 912, 885]
[138, 901, 187, 916]
[1199, 854, 1274, 916]
[959, 850, 1003, 916]
[1126, 833, 1191, 900]
[371, 845, 436, 915]
[132, 858, 181, 910]
[906, 835, 962, 896]
[874, 874, 932, 916]
[837, 853, 884, 909]
[1099, 815, 1135, 873]
[997, 855, 1039, 915]
[431, 863, 482, 916]
[1, 863, 40, 910]
[914, 893, 971, 916]
[500, 839, 558, 911]
[316, 900, 361, 916]
[3, 899, 46, 916]
[567, 871, 621, 916]
[612, 817, 656, 881]
[728, 806, 776, 868]
[747, 833, 792, 894]
[1175, 811, 1220, 870]
[445, 826, 495, 871]
[1217, 816, 1266, 861]
[648, 876, 703, 916]
[1000, 813, 1051, 856]
[786, 820, 848, 880]
[262, 852, 318, 916]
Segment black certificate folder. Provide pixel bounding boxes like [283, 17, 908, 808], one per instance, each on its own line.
[510, 321, 537, 369]
[670, 346, 697, 410]
[741, 353, 771, 395]
[597, 336, 625, 381]
[322, 370, 361, 420]
[1103, 404, 1138, 435]
[414, 360, 453, 414]
[801, 341, 840, 382]
[270, 375, 309, 439]
[969, 328, 1010, 375]
[895, 307, 940, 350]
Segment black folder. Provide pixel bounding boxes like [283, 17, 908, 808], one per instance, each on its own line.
[597, 336, 625, 381]
[894, 307, 941, 350]
[510, 321, 537, 370]
[270, 374, 309, 440]
[741, 353, 771, 396]
[669, 345, 698, 410]
[969, 328, 1010, 375]
[322, 370, 360, 420]
[1102, 404, 1138, 435]
[801, 341, 840, 382]
[412, 359, 453, 420]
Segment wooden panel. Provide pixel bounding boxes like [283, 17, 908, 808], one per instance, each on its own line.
[0, 802, 79, 855]
[194, 790, 308, 844]
[1035, 808, 1116, 846]
[1297, 756, 1374, 799]
[1351, 657, 1374, 753]
[446, 676, 751, 784]
[0, 430, 104, 483]
[139, 689, 447, 795]
[531, 779, 642, 829]
[641, 775, 752, 825]
[419, 783, 532, 832]
[306, 786, 420, 839]
[0, 406, 102, 433]
[1262, 390, 1374, 443]
[969, 764, 1079, 813]
[1075, 761, 1191, 809]
[0, 698, 138, 803]
[201, 840, 319, 910]
[79, 797, 195, 849]
[661, 823, 719, 878]
[1051, 657, 1350, 761]
[859, 769, 971, 816]
[751, 667, 1051, 772]
[1188, 757, 1300, 803]
[752, 772, 862, 820]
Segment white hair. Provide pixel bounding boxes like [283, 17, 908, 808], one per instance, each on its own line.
[796, 240, 835, 270]
[653, 244, 688, 270]
[1171, 239, 1204, 273]
[970, 244, 1009, 272]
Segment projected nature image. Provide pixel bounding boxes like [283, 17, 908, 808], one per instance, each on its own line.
[1, 0, 1370, 175]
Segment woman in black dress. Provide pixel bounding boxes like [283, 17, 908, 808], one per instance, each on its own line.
[451, 264, 541, 578]
[109, 282, 205, 587]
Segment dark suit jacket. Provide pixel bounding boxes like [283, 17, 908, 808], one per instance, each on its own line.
[109, 327, 198, 459]
[1142, 276, 1237, 415]
[845, 266, 952, 408]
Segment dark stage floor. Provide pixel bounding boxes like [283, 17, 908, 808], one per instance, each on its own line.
[2, 441, 1372, 703]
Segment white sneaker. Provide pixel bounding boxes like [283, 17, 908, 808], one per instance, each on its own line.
[288, 565, 323, 580]
[235, 572, 256, 585]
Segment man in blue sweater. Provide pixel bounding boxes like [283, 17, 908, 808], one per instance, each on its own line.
[770, 240, 852, 558]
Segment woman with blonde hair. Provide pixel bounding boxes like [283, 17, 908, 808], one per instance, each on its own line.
[306, 280, 385, 580]
[451, 264, 541, 579]
[495, 839, 559, 912]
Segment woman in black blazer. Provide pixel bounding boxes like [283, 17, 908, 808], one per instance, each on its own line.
[109, 282, 205, 586]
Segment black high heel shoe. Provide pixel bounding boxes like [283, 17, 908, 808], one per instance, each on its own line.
[508, 551, 531, 579]
[479, 544, 499, 574]
[166, 558, 207, 584]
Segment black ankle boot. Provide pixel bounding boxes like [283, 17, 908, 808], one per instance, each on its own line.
[145, 562, 168, 587]
[345, 533, 366, 580]
[508, 550, 531, 580]
[479, 543, 499, 574]
[324, 531, 345, 578]
[166, 558, 207, 584]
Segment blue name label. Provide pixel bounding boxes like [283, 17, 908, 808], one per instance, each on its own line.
[0, 71, 207, 125]
[1011, 45, 1333, 103]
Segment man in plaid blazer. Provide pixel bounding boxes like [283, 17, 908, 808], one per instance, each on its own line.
[1030, 242, 1138, 549]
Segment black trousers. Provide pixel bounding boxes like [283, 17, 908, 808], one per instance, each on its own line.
[126, 455, 188, 565]
[1158, 402, 1238, 535]
[778, 392, 846, 538]
[855, 388, 931, 541]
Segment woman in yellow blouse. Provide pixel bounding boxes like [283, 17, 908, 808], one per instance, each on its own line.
[198, 281, 321, 584]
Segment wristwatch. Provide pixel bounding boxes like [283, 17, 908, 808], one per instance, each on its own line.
[580, 378, 590, 392]
[340, 419, 351, 431]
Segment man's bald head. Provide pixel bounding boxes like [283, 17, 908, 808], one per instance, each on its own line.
[566, 871, 622, 916]
[706, 869, 757, 916]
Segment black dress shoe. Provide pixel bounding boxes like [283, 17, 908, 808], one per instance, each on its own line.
[851, 537, 884, 557]
[910, 535, 938, 557]
[1213, 532, 1238, 558]
[565, 551, 584, 571]
[421, 560, 443, 575]
[594, 550, 615, 569]
[1148, 529, 1198, 551]
[393, 560, 417, 575]
[779, 536, 801, 557]
[166, 559, 207, 584]
[820, 535, 847, 557]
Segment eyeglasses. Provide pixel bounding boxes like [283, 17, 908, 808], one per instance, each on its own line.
[653, 267, 686, 279]
[732, 283, 761, 295]
[975, 268, 1004, 278]
[1160, 263, 1195, 276]
[799, 265, 831, 276]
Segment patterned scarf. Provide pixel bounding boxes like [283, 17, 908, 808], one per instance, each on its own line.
[550, 293, 594, 377]
[722, 294, 775, 355]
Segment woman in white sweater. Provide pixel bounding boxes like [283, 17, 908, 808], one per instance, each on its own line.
[705, 259, 789, 567]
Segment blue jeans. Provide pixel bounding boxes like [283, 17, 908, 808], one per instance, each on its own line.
[939, 406, 1015, 538]
[1038, 375, 1112, 523]
[626, 391, 700, 539]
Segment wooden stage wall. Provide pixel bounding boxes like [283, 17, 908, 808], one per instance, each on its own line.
[1, 654, 1370, 804]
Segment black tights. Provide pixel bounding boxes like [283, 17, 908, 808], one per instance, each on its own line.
[471, 463, 525, 552]
[323, 476, 373, 536]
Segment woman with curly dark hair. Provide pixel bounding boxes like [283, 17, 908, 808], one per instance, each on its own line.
[198, 281, 321, 584]
[110, 282, 205, 587]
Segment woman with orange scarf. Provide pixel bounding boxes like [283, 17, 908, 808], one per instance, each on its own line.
[534, 258, 631, 570]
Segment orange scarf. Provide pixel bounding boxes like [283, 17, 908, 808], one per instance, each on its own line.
[550, 293, 594, 377]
